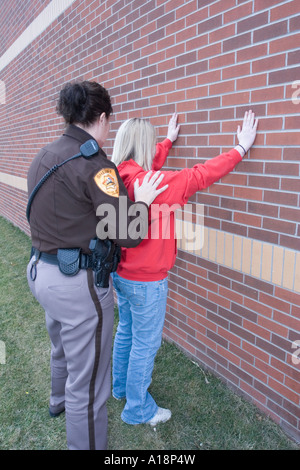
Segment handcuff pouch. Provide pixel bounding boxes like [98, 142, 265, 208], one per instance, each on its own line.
[57, 248, 81, 276]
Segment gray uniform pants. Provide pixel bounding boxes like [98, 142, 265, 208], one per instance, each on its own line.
[27, 258, 114, 450]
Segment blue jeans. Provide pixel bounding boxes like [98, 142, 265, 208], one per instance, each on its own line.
[112, 272, 168, 424]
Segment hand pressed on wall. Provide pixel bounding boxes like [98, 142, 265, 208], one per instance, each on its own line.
[236, 110, 259, 156]
[167, 112, 181, 143]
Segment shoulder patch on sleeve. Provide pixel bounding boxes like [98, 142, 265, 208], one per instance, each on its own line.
[94, 168, 119, 198]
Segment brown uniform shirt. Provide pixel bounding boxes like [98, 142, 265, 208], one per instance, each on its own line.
[27, 125, 148, 254]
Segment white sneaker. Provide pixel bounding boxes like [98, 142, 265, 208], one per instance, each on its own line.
[147, 407, 171, 426]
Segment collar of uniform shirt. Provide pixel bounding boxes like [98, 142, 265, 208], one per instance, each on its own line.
[63, 124, 108, 159]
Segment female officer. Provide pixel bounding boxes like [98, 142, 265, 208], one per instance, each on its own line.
[111, 110, 258, 426]
[26, 81, 167, 450]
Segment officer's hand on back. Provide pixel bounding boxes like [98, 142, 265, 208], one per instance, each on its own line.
[134, 171, 168, 206]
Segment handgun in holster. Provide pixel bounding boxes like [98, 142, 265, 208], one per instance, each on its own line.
[89, 238, 121, 288]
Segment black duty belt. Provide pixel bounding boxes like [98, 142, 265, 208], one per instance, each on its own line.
[35, 250, 93, 269]
[30, 247, 93, 281]
[30, 239, 121, 288]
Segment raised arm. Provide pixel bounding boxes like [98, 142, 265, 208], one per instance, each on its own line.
[148, 110, 259, 207]
[151, 113, 181, 170]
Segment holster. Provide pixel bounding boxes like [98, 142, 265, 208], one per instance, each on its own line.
[89, 238, 121, 288]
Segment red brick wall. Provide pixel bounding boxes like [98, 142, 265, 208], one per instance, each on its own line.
[0, 0, 299, 442]
[0, 0, 53, 56]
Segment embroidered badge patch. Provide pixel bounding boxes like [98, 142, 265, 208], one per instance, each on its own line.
[94, 168, 119, 198]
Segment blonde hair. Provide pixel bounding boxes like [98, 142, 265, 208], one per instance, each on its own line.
[111, 118, 156, 171]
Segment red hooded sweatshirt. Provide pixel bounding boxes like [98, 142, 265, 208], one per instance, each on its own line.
[116, 139, 242, 281]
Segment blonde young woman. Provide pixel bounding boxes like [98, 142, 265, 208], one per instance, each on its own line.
[111, 111, 258, 426]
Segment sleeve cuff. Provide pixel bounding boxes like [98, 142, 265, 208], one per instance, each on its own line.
[162, 138, 173, 149]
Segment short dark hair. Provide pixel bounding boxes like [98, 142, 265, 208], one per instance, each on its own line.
[56, 81, 113, 126]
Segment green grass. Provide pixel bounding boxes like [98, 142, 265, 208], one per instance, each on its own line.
[0, 216, 298, 450]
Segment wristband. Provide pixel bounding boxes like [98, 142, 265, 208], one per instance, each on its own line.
[237, 144, 246, 156]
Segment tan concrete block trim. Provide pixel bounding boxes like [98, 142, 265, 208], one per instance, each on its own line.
[176, 221, 300, 294]
[0, 172, 27, 192]
[0, 173, 298, 293]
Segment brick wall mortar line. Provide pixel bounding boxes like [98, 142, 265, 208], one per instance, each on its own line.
[104, 47, 297, 80]
[165, 321, 300, 409]
[4, 31, 298, 106]
[179, 225, 299, 292]
[173, 257, 297, 311]
[2, 2, 300, 77]
[61, 15, 300, 71]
